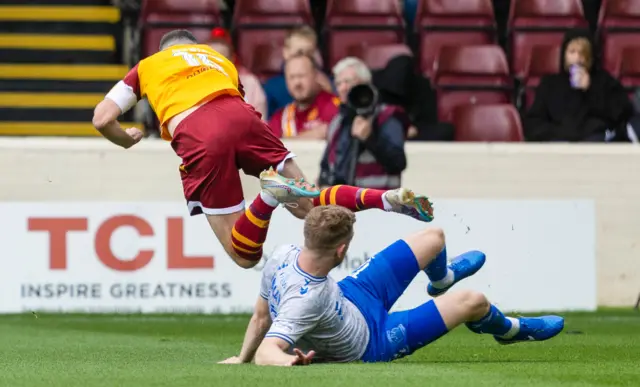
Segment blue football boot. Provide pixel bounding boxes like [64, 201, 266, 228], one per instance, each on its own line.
[427, 250, 486, 297]
[494, 316, 565, 345]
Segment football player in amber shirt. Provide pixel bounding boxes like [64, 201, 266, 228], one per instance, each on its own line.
[268, 54, 340, 139]
[92, 29, 435, 270]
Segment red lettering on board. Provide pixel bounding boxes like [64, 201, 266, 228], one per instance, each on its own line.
[28, 218, 88, 269]
[27, 215, 214, 271]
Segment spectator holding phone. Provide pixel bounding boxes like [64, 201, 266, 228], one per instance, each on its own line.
[524, 29, 632, 142]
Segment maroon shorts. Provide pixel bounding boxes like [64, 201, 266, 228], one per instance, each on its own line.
[171, 95, 293, 216]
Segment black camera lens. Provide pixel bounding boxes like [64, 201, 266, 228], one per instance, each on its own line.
[347, 83, 378, 117]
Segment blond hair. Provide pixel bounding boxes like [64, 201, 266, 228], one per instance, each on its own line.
[303, 206, 356, 252]
[567, 37, 593, 69]
[286, 25, 317, 46]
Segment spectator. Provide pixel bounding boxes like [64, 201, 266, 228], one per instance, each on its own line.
[268, 54, 340, 139]
[262, 25, 334, 119]
[318, 57, 407, 190]
[373, 55, 451, 141]
[524, 29, 632, 142]
[207, 28, 268, 120]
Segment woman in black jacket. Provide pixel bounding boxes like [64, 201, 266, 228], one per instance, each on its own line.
[524, 28, 632, 142]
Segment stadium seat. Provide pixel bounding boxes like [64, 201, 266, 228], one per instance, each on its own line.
[453, 103, 524, 142]
[598, 1, 640, 76]
[141, 0, 220, 27]
[326, 0, 403, 26]
[324, 0, 405, 68]
[140, 0, 221, 58]
[419, 31, 494, 78]
[508, 0, 587, 78]
[232, 0, 313, 26]
[619, 46, 640, 94]
[520, 44, 561, 109]
[416, 0, 495, 29]
[347, 43, 412, 70]
[433, 45, 513, 122]
[416, 0, 497, 78]
[598, 0, 640, 32]
[143, 27, 215, 59]
[601, 33, 640, 77]
[232, 0, 313, 72]
[235, 29, 289, 75]
[250, 43, 285, 82]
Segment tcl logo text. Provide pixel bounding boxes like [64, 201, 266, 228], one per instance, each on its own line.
[28, 215, 214, 271]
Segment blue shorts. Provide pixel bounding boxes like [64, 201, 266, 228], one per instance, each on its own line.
[338, 240, 448, 363]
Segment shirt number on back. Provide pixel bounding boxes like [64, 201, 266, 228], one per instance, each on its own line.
[349, 259, 372, 280]
[174, 52, 229, 78]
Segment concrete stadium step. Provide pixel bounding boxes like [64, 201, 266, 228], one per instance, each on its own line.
[0, 2, 137, 137]
[0, 0, 111, 4]
[0, 64, 129, 82]
[0, 92, 106, 109]
[0, 5, 119, 23]
[0, 33, 116, 63]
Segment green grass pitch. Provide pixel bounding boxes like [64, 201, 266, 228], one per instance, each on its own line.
[0, 309, 638, 386]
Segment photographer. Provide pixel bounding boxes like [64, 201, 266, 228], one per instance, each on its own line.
[318, 58, 408, 190]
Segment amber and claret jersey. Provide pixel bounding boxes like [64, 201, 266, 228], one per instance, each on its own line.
[107, 44, 243, 141]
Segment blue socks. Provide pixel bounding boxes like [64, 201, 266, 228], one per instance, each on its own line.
[424, 245, 454, 289]
[466, 304, 519, 337]
[424, 245, 448, 281]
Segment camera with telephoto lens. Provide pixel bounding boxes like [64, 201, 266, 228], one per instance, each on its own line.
[346, 83, 379, 118]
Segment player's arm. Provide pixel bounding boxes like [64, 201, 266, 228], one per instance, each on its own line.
[254, 298, 320, 366]
[92, 64, 142, 149]
[237, 296, 272, 363]
[254, 337, 313, 366]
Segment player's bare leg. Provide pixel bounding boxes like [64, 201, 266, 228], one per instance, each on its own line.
[205, 211, 256, 269]
[389, 230, 563, 353]
[207, 169, 319, 269]
[205, 168, 318, 269]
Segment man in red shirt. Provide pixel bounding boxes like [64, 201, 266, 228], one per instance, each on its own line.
[269, 53, 340, 140]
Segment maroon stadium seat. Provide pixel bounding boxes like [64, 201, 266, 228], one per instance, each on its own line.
[508, 0, 585, 28]
[326, 0, 403, 26]
[508, 0, 587, 78]
[143, 27, 214, 59]
[619, 46, 640, 93]
[602, 33, 640, 76]
[453, 103, 524, 142]
[521, 45, 561, 109]
[140, 0, 221, 58]
[419, 31, 494, 78]
[598, 0, 640, 76]
[235, 29, 290, 74]
[417, 0, 495, 29]
[416, 0, 496, 78]
[233, 0, 313, 26]
[325, 0, 405, 68]
[598, 0, 640, 31]
[141, 0, 220, 25]
[232, 0, 313, 72]
[327, 31, 404, 69]
[433, 45, 513, 122]
[250, 43, 285, 82]
[347, 43, 412, 70]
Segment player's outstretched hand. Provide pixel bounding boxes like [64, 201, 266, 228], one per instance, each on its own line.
[218, 356, 243, 364]
[124, 127, 144, 145]
[290, 348, 315, 366]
